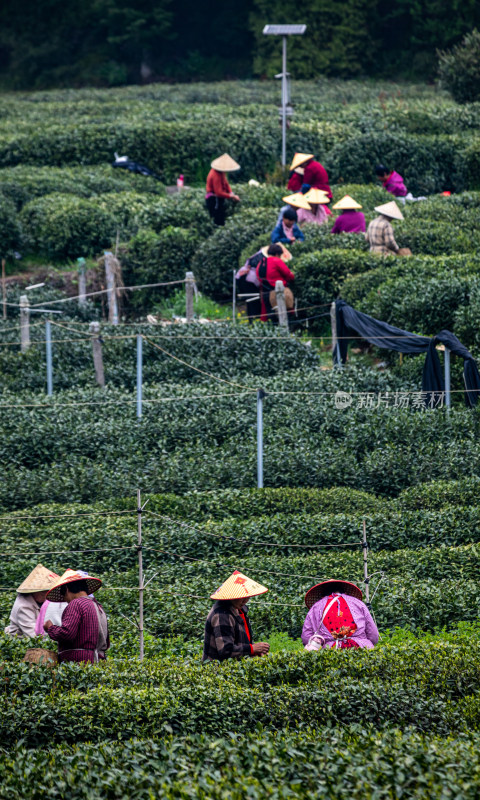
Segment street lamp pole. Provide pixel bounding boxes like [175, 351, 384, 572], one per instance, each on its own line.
[281, 35, 287, 167]
[263, 24, 307, 168]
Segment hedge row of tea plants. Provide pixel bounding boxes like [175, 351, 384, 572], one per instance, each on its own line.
[2, 88, 480, 192]
[1, 726, 480, 799]
[2, 354, 480, 506]
[1, 507, 479, 635]
[1, 641, 480, 746]
[0, 321, 318, 392]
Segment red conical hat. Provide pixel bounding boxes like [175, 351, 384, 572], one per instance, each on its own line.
[46, 569, 102, 602]
[304, 579, 362, 609]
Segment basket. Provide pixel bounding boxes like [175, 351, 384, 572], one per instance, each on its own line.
[23, 648, 58, 666]
[269, 287, 294, 310]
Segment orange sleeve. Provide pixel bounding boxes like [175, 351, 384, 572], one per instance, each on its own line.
[210, 170, 233, 199]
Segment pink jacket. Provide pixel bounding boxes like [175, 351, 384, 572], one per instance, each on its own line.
[301, 593, 379, 649]
[383, 171, 407, 197]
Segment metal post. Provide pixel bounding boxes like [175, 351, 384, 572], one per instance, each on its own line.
[1, 258, 6, 320]
[137, 488, 144, 661]
[77, 257, 87, 307]
[281, 36, 287, 167]
[257, 389, 265, 488]
[104, 251, 119, 325]
[89, 321, 105, 387]
[136, 334, 143, 419]
[20, 294, 30, 352]
[275, 280, 288, 329]
[185, 271, 194, 322]
[46, 320, 53, 396]
[232, 269, 236, 324]
[362, 519, 370, 607]
[444, 347, 451, 408]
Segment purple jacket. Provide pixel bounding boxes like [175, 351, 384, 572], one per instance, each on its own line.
[331, 210, 366, 234]
[301, 593, 379, 649]
[383, 171, 407, 197]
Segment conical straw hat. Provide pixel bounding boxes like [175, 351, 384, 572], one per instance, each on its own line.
[290, 153, 314, 171]
[210, 570, 268, 601]
[16, 564, 60, 594]
[211, 153, 240, 172]
[374, 201, 404, 221]
[303, 188, 330, 204]
[332, 194, 362, 210]
[304, 579, 363, 610]
[260, 245, 292, 261]
[282, 192, 312, 210]
[46, 569, 102, 602]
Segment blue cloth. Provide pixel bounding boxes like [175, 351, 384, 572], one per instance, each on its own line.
[271, 221, 305, 244]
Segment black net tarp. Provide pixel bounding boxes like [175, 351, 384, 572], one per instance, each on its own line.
[335, 299, 480, 407]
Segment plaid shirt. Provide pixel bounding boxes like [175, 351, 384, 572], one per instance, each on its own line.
[47, 597, 109, 663]
[203, 601, 254, 662]
[365, 215, 399, 255]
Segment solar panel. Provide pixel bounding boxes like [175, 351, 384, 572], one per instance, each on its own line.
[263, 24, 307, 35]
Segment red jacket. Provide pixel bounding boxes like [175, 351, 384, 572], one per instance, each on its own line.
[206, 169, 232, 198]
[257, 257, 295, 288]
[287, 172, 303, 192]
[303, 160, 332, 198]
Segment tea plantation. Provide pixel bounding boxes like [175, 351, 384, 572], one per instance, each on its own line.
[1, 78, 480, 799]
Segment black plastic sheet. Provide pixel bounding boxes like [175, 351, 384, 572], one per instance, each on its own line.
[335, 299, 480, 407]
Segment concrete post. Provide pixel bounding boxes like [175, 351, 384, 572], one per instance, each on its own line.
[185, 272, 195, 322]
[77, 257, 87, 307]
[275, 280, 288, 329]
[89, 321, 105, 387]
[104, 251, 119, 325]
[20, 294, 30, 352]
[46, 320, 53, 396]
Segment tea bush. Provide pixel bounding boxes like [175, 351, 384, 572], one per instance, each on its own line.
[0, 358, 480, 508]
[121, 228, 202, 311]
[192, 208, 276, 300]
[0, 321, 318, 392]
[324, 131, 464, 194]
[0, 164, 165, 210]
[0, 193, 22, 256]
[2, 727, 480, 799]
[19, 194, 118, 259]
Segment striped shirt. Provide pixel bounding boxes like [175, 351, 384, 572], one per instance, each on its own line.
[47, 597, 109, 663]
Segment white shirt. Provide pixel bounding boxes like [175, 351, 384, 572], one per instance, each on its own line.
[4, 593, 41, 637]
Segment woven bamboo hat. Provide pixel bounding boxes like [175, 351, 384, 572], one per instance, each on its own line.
[210, 570, 268, 601]
[303, 188, 330, 205]
[304, 579, 363, 610]
[374, 200, 404, 221]
[282, 192, 312, 211]
[260, 244, 292, 261]
[332, 195, 362, 210]
[210, 153, 240, 172]
[46, 569, 102, 602]
[16, 565, 60, 594]
[290, 153, 313, 170]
